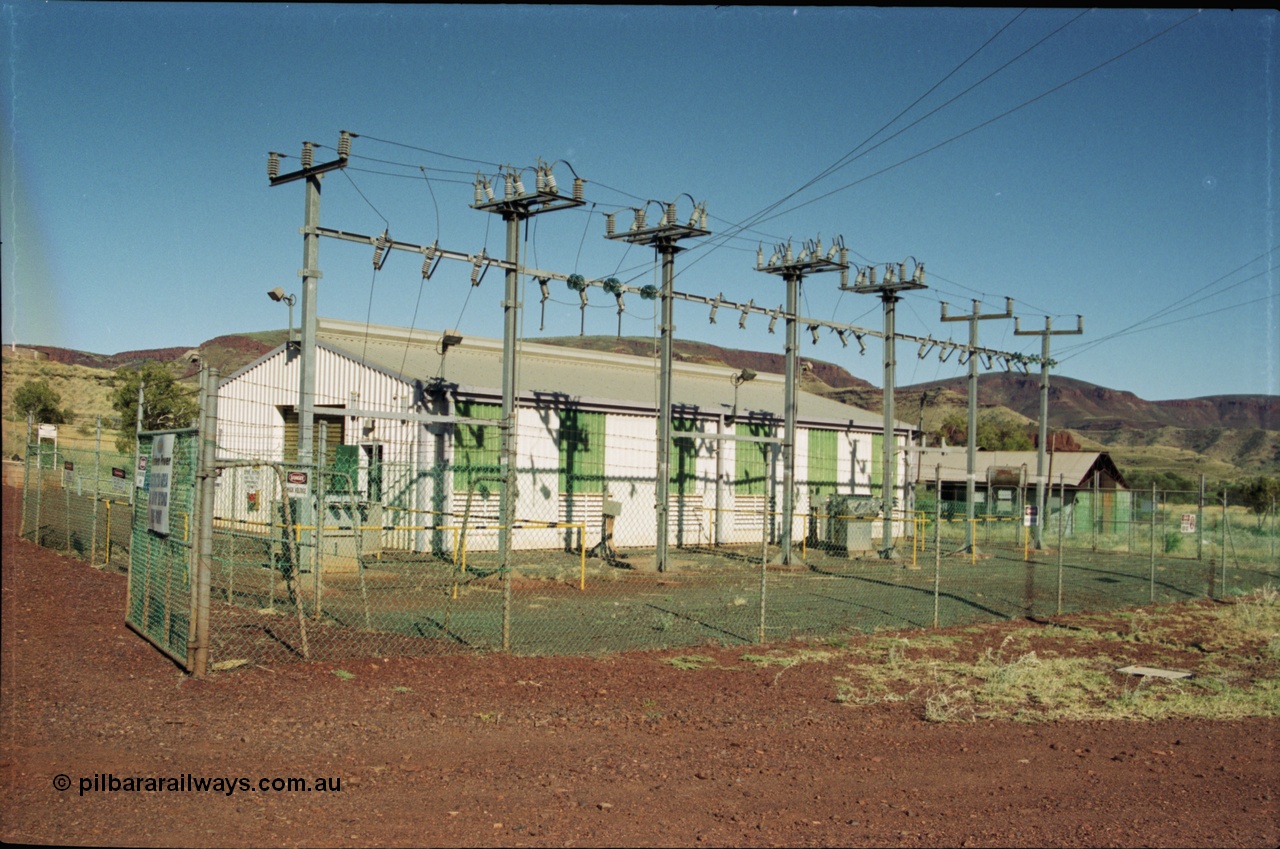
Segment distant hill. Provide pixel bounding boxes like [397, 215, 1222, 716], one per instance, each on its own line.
[5, 332, 1277, 480]
[905, 373, 1278, 432]
[20, 332, 281, 379]
[898, 372, 1280, 478]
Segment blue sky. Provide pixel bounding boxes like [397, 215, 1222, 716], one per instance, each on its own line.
[2, 4, 1276, 402]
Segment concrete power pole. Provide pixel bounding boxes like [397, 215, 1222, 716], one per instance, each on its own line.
[472, 163, 585, 623]
[607, 198, 709, 573]
[1014, 314, 1083, 550]
[268, 133, 351, 473]
[941, 298, 1013, 552]
[757, 237, 849, 566]
[846, 259, 926, 556]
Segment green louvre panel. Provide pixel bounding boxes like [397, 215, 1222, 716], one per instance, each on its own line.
[455, 401, 502, 490]
[807, 429, 838, 500]
[330, 444, 361, 496]
[735, 421, 772, 495]
[559, 409, 606, 495]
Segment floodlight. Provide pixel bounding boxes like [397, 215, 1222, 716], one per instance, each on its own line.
[439, 331, 464, 353]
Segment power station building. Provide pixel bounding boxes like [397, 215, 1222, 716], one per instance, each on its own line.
[213, 318, 913, 554]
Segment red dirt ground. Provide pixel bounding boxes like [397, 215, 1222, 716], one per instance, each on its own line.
[1, 483, 1276, 848]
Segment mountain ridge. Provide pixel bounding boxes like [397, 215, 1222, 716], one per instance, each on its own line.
[6, 334, 1276, 478]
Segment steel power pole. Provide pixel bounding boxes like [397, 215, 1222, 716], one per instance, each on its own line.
[846, 259, 926, 556]
[473, 163, 586, 622]
[606, 199, 709, 572]
[1014, 314, 1083, 549]
[941, 298, 1014, 552]
[757, 237, 849, 565]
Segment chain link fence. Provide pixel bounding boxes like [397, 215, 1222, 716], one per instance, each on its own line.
[14, 431, 1280, 669]
[18, 440, 138, 570]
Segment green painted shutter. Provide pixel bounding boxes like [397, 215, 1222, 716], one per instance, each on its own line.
[807, 429, 838, 500]
[559, 409, 606, 495]
[735, 422, 772, 495]
[454, 401, 502, 490]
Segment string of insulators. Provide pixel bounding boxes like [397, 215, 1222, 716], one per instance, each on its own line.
[421, 242, 439, 279]
[470, 249, 487, 286]
[267, 153, 281, 180]
[768, 308, 780, 334]
[605, 213, 617, 237]
[738, 300, 754, 329]
[708, 294, 723, 324]
[337, 131, 351, 159]
[301, 143, 314, 169]
[372, 230, 391, 270]
[573, 178, 584, 202]
[809, 325, 821, 345]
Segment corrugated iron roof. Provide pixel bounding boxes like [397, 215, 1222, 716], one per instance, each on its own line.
[912, 447, 1125, 489]
[314, 318, 900, 431]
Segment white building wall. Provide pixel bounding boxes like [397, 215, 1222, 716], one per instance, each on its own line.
[214, 345, 907, 555]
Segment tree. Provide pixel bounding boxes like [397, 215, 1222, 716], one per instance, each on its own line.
[1238, 475, 1280, 528]
[974, 414, 1033, 451]
[13, 379, 73, 425]
[111, 363, 199, 454]
[934, 412, 967, 446]
[931, 411, 1032, 450]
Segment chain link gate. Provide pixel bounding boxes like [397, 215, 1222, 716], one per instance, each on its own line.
[125, 428, 200, 670]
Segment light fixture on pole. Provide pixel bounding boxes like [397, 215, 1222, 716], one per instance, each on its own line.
[267, 287, 297, 348]
[728, 367, 757, 425]
[437, 330, 464, 354]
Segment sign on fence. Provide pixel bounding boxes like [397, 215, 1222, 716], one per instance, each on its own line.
[286, 469, 310, 499]
[1023, 505, 1038, 527]
[147, 434, 174, 535]
[1181, 513, 1196, 534]
[135, 454, 147, 489]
